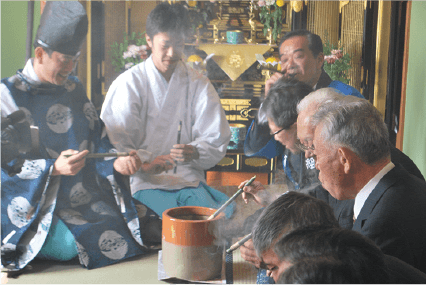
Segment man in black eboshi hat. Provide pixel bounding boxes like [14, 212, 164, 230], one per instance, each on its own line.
[1, 1, 161, 272]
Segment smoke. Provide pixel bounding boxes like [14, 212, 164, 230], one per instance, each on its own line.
[212, 181, 322, 249]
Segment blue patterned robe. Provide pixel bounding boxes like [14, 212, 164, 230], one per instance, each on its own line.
[1, 61, 157, 270]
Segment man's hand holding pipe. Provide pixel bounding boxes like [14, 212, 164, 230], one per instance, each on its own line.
[113, 150, 142, 175]
[52, 149, 88, 176]
[239, 180, 269, 207]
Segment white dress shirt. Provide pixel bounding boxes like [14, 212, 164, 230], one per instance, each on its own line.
[354, 162, 395, 219]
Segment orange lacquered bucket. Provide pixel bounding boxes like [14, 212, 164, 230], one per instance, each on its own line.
[162, 206, 225, 281]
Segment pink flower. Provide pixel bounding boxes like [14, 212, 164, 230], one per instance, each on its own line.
[331, 49, 343, 59]
[324, 55, 337, 64]
[125, 62, 135, 70]
[257, 0, 266, 7]
[123, 51, 133, 59]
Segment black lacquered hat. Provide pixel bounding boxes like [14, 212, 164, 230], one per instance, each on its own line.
[34, 1, 88, 56]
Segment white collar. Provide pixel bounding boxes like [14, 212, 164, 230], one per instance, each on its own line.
[354, 161, 395, 219]
[22, 59, 41, 82]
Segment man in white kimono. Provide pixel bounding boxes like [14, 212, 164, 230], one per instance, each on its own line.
[101, 2, 234, 218]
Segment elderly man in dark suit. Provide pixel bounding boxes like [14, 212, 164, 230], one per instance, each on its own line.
[310, 96, 426, 273]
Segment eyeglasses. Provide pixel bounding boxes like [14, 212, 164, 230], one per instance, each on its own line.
[58, 51, 81, 65]
[295, 139, 315, 152]
[270, 128, 285, 136]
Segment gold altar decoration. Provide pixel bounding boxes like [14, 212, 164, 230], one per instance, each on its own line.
[245, 157, 268, 168]
[217, 157, 235, 167]
[290, 1, 304, 13]
[247, 1, 257, 43]
[340, 1, 364, 92]
[339, 1, 350, 13]
[373, 0, 391, 117]
[306, 1, 340, 48]
[203, 1, 291, 45]
[220, 99, 255, 121]
[198, 44, 273, 81]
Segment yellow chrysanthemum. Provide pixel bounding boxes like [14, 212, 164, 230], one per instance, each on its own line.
[266, 57, 279, 63]
[276, 0, 284, 7]
[187, 1, 197, 7]
[187, 55, 203, 63]
[266, 57, 281, 70]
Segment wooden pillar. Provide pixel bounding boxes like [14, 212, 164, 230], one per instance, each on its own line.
[396, 1, 412, 151]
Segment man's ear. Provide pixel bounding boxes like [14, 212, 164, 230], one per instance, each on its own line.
[34, 47, 44, 63]
[338, 147, 352, 174]
[316, 52, 324, 69]
[146, 34, 152, 49]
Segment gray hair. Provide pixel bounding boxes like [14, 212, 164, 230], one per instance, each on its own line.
[311, 98, 391, 165]
[275, 227, 389, 284]
[251, 191, 339, 258]
[296, 88, 346, 115]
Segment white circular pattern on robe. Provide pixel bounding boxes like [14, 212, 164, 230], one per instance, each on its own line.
[69, 182, 92, 208]
[19, 107, 35, 126]
[58, 209, 88, 225]
[128, 218, 143, 245]
[75, 241, 90, 267]
[91, 201, 117, 216]
[16, 159, 46, 180]
[7, 197, 32, 228]
[83, 102, 99, 130]
[98, 230, 128, 260]
[46, 104, 73, 133]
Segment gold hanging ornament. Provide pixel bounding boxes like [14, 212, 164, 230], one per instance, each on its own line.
[290, 1, 304, 13]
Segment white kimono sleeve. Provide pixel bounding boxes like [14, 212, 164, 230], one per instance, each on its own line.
[100, 73, 154, 163]
[188, 79, 231, 170]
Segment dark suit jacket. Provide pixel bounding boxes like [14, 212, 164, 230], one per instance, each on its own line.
[309, 147, 425, 230]
[384, 254, 426, 283]
[352, 164, 426, 273]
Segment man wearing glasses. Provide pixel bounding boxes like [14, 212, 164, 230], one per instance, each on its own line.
[244, 29, 363, 190]
[236, 78, 319, 277]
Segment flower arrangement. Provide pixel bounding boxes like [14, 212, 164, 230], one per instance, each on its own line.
[323, 39, 352, 84]
[110, 31, 150, 73]
[255, 0, 285, 42]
